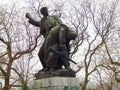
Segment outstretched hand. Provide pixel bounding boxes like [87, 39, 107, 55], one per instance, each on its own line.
[26, 13, 31, 19]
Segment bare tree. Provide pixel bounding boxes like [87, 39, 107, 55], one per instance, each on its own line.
[67, 0, 120, 89]
[93, 0, 120, 86]
[0, 0, 66, 89]
[0, 3, 41, 89]
[0, 0, 120, 90]
[10, 53, 38, 89]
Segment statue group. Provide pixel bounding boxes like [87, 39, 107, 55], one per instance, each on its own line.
[26, 7, 77, 79]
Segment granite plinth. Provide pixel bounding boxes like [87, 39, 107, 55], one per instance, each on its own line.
[28, 77, 80, 90]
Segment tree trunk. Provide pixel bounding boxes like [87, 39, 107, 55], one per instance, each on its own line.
[3, 61, 12, 90]
[82, 69, 88, 90]
[3, 76, 11, 90]
[82, 77, 88, 90]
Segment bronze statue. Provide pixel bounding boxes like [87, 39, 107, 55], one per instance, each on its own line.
[26, 7, 77, 79]
[26, 7, 62, 71]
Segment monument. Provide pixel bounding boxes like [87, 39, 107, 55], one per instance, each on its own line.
[26, 7, 80, 90]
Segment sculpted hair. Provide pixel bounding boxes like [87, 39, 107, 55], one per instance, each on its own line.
[40, 7, 48, 14]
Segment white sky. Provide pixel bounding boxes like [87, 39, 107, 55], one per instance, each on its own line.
[0, 0, 27, 8]
[0, 0, 114, 4]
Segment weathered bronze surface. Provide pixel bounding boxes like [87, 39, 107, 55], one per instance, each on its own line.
[26, 7, 77, 79]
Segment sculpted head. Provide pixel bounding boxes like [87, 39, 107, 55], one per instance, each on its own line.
[40, 7, 48, 17]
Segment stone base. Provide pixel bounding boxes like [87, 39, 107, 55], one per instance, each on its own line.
[28, 77, 80, 90]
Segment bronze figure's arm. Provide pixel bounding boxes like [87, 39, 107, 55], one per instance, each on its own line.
[26, 13, 40, 27]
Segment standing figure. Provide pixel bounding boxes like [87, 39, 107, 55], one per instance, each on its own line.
[26, 7, 62, 71]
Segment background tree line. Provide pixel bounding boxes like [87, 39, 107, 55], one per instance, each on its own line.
[0, 0, 120, 90]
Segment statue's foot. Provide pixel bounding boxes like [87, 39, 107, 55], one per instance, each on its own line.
[45, 68, 56, 74]
[38, 68, 44, 72]
[65, 66, 72, 70]
[37, 67, 49, 73]
[43, 67, 49, 71]
[34, 68, 49, 79]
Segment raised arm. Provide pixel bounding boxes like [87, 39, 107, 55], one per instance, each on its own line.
[26, 13, 40, 27]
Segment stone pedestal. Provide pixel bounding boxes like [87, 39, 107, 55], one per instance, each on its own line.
[28, 77, 80, 90]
